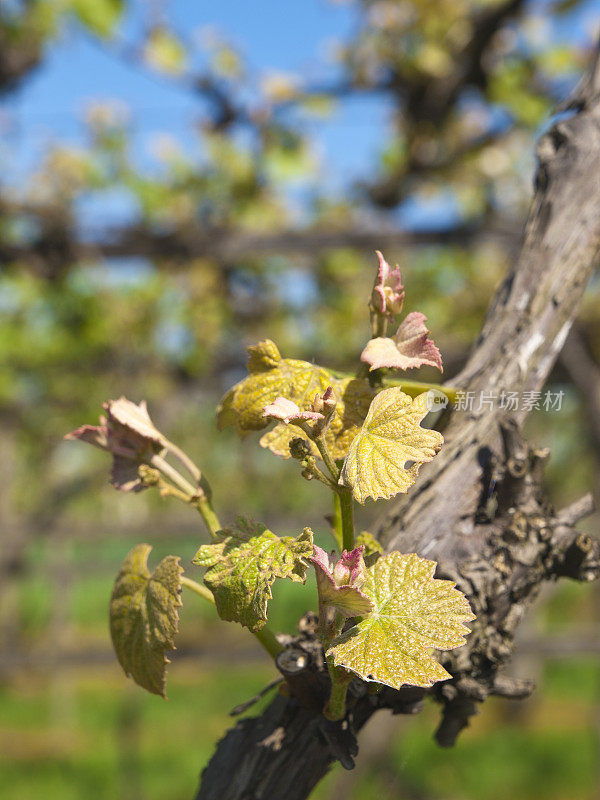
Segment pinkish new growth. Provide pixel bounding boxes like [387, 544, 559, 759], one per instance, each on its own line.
[262, 396, 324, 424]
[310, 545, 373, 619]
[65, 397, 165, 492]
[361, 311, 443, 372]
[371, 250, 405, 317]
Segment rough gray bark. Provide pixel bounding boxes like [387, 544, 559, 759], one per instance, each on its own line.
[194, 50, 600, 800]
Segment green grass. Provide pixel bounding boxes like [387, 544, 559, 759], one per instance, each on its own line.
[396, 716, 597, 800]
[0, 664, 276, 800]
[4, 537, 600, 800]
[543, 659, 600, 701]
[2, 657, 599, 800]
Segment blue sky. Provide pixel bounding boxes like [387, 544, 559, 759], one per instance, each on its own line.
[1, 0, 599, 231]
[1, 1, 388, 190]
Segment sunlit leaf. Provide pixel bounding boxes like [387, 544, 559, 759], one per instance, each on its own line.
[217, 340, 328, 432]
[361, 312, 443, 372]
[192, 521, 313, 632]
[327, 551, 474, 690]
[145, 28, 188, 75]
[260, 376, 376, 461]
[355, 531, 383, 565]
[73, 0, 124, 37]
[339, 388, 443, 504]
[218, 340, 376, 461]
[109, 544, 182, 698]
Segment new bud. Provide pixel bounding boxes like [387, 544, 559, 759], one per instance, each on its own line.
[311, 386, 337, 437]
[371, 250, 405, 318]
[332, 547, 368, 588]
[310, 545, 372, 619]
[289, 437, 312, 460]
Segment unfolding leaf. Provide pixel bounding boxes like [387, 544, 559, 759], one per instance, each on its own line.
[217, 340, 331, 433]
[331, 547, 367, 586]
[109, 544, 182, 698]
[327, 551, 475, 690]
[310, 545, 373, 618]
[260, 377, 376, 462]
[192, 522, 313, 631]
[218, 341, 376, 461]
[108, 397, 166, 445]
[355, 532, 383, 565]
[371, 250, 405, 317]
[339, 388, 443, 504]
[65, 397, 165, 493]
[361, 312, 443, 372]
[262, 396, 323, 424]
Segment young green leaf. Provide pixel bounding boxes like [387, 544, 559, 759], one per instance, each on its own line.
[192, 522, 313, 632]
[217, 340, 333, 433]
[339, 388, 443, 504]
[327, 551, 475, 690]
[109, 543, 183, 698]
[218, 340, 376, 461]
[355, 531, 384, 565]
[261, 377, 376, 462]
[73, 0, 124, 37]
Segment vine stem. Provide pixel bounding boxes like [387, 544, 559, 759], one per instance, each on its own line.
[181, 575, 215, 604]
[310, 434, 354, 550]
[164, 439, 202, 483]
[383, 378, 458, 403]
[319, 614, 351, 720]
[312, 436, 340, 481]
[323, 671, 352, 721]
[335, 370, 457, 403]
[151, 454, 197, 496]
[306, 459, 338, 489]
[253, 626, 284, 658]
[180, 577, 283, 660]
[370, 307, 388, 339]
[194, 495, 222, 539]
[337, 487, 355, 551]
[331, 493, 343, 548]
[156, 480, 191, 505]
[150, 454, 222, 538]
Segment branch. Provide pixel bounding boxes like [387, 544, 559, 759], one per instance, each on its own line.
[194, 46, 600, 800]
[368, 0, 529, 206]
[376, 42, 600, 742]
[560, 327, 600, 449]
[0, 217, 519, 274]
[0, 16, 42, 95]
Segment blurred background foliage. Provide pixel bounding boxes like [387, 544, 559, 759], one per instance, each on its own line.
[1, 0, 600, 798]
